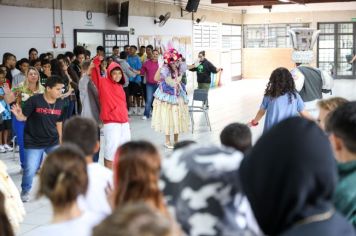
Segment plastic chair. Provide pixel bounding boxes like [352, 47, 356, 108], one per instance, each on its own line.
[189, 89, 212, 133]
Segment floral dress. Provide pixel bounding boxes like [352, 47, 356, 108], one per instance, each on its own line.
[151, 63, 190, 135]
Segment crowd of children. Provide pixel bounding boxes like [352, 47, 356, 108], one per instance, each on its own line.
[0, 45, 355, 236]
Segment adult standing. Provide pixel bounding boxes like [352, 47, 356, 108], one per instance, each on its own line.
[189, 51, 222, 91]
[140, 49, 159, 120]
[291, 64, 333, 118]
[152, 48, 189, 149]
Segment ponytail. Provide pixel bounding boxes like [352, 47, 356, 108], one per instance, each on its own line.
[38, 145, 88, 208]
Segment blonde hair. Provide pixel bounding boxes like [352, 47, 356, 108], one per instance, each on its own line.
[317, 97, 349, 112]
[24, 66, 41, 91]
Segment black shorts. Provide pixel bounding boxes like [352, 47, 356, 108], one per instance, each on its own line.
[129, 82, 143, 97]
[0, 119, 12, 131]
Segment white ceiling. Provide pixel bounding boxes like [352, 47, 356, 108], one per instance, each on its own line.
[142, 0, 356, 13]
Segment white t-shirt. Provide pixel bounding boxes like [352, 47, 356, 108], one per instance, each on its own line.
[77, 163, 113, 216]
[26, 212, 102, 236]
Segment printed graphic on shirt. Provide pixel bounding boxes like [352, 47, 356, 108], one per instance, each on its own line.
[197, 64, 204, 73]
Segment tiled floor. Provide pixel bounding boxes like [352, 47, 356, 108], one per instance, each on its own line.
[2, 78, 355, 235]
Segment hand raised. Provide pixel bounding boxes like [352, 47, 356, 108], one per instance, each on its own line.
[11, 103, 22, 116]
[3, 83, 11, 94]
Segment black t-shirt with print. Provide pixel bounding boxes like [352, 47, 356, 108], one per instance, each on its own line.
[23, 94, 64, 148]
[189, 59, 217, 84]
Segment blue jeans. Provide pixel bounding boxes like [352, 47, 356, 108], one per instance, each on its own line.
[144, 83, 158, 118]
[13, 117, 25, 169]
[21, 146, 57, 193]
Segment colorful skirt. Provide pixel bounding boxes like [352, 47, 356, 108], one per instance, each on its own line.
[152, 87, 190, 135]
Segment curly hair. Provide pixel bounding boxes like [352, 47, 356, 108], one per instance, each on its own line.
[264, 67, 297, 103]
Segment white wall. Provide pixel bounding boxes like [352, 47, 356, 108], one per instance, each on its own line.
[127, 16, 193, 46]
[0, 5, 193, 62]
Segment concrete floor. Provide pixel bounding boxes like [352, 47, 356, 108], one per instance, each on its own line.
[2, 78, 355, 235]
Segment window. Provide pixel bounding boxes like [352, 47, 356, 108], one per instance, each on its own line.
[74, 29, 129, 56]
[222, 24, 242, 80]
[317, 22, 355, 78]
[243, 23, 310, 48]
[193, 24, 220, 49]
[104, 33, 129, 55]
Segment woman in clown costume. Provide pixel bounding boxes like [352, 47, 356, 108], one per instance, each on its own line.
[152, 48, 190, 149]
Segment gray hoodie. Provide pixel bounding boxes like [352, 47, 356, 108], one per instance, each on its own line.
[112, 58, 136, 88]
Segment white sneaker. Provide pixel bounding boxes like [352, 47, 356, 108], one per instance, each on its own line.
[0, 145, 6, 153]
[4, 144, 13, 152]
[141, 116, 148, 120]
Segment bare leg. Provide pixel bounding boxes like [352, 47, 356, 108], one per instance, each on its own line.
[104, 159, 113, 169]
[0, 131, 3, 145]
[3, 130, 8, 145]
[165, 135, 171, 145]
[174, 134, 179, 144]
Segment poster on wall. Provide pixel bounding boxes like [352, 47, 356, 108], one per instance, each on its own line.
[138, 35, 192, 65]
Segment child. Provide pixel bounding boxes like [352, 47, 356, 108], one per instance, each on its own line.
[0, 70, 13, 153]
[93, 203, 173, 236]
[10, 75, 65, 202]
[39, 59, 51, 87]
[91, 56, 130, 169]
[63, 117, 112, 216]
[26, 145, 104, 236]
[325, 102, 356, 227]
[249, 67, 312, 133]
[127, 45, 143, 115]
[220, 122, 252, 153]
[317, 97, 348, 131]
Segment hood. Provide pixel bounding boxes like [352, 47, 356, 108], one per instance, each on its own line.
[107, 61, 125, 85]
[239, 117, 337, 235]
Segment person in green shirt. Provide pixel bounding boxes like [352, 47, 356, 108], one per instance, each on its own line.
[326, 101, 356, 228]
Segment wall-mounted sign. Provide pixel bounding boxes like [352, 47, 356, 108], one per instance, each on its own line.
[85, 10, 93, 26]
[86, 11, 93, 20]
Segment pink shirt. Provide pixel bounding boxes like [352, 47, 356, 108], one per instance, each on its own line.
[140, 60, 159, 84]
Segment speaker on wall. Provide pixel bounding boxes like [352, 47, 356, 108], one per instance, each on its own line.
[119, 1, 129, 27]
[185, 0, 200, 13]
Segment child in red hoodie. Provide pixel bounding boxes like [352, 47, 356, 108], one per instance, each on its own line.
[91, 56, 130, 169]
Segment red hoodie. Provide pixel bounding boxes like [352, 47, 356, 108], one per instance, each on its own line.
[91, 57, 128, 124]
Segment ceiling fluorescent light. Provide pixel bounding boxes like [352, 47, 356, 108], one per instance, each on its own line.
[278, 0, 290, 2]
